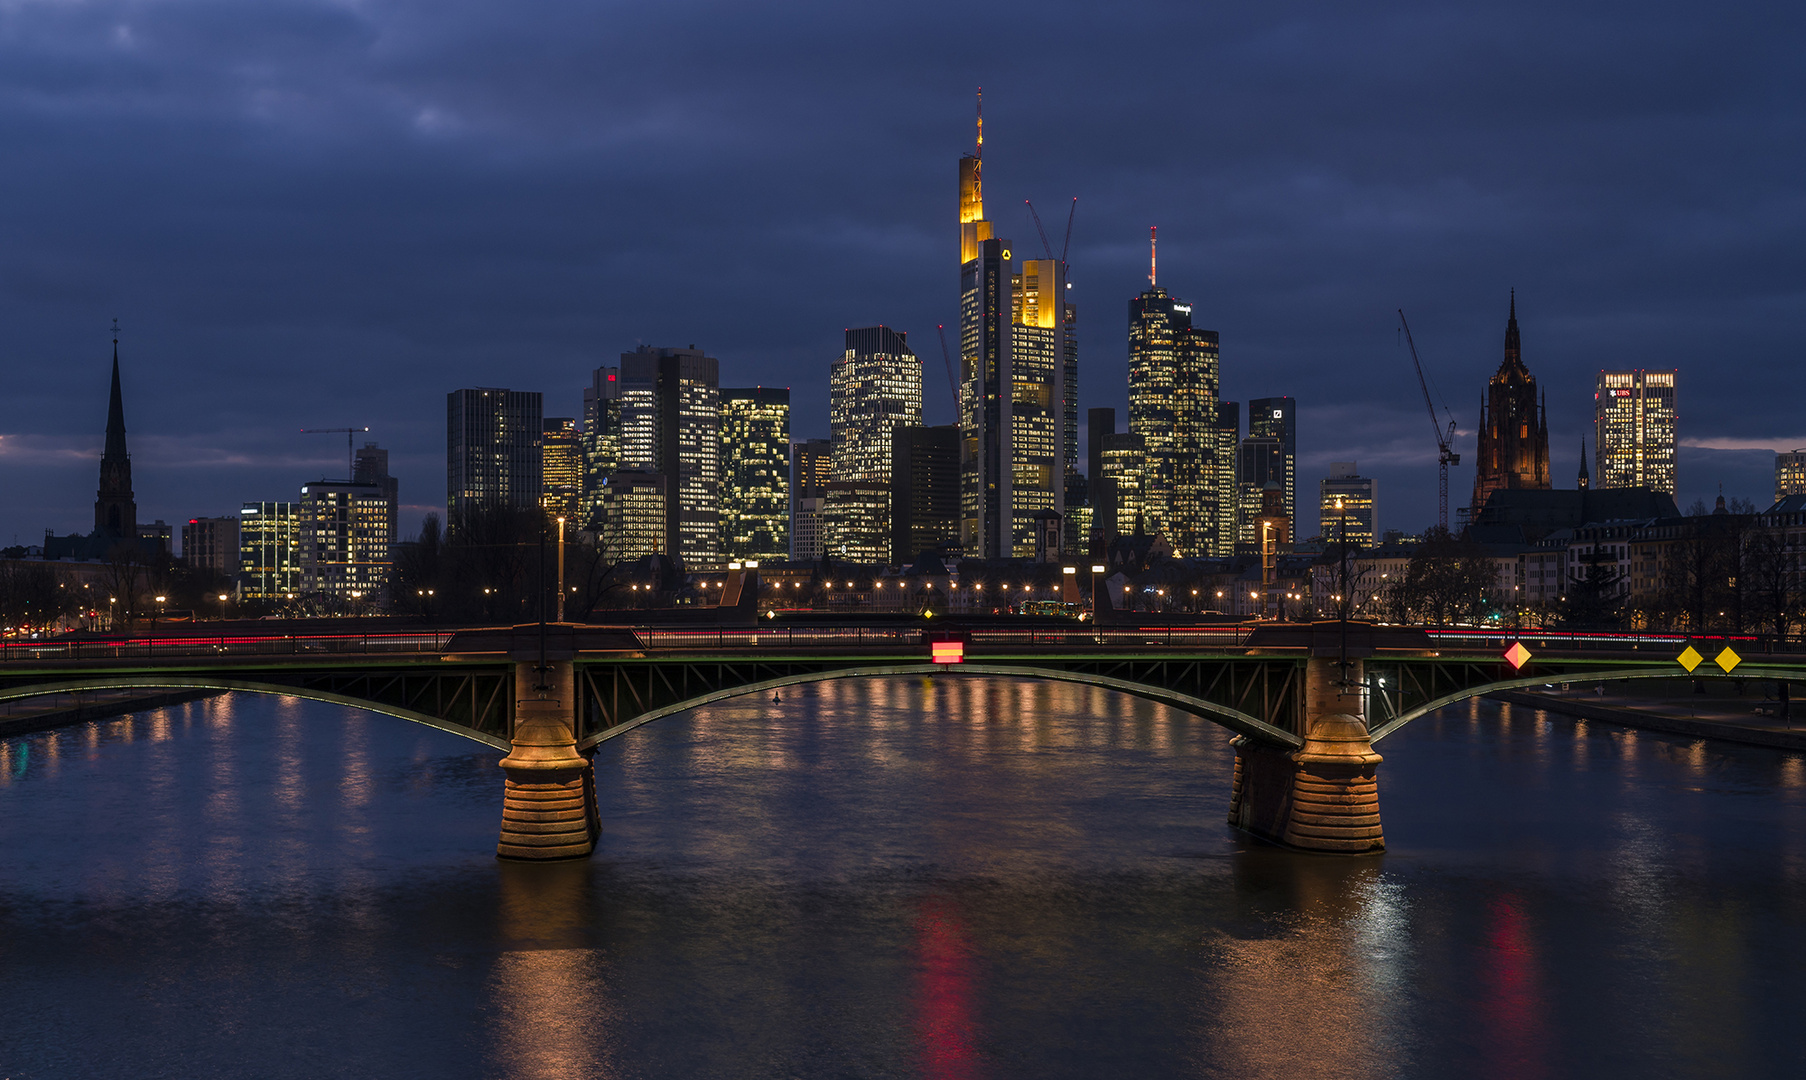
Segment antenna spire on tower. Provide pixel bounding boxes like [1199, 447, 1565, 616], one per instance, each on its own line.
[1149, 226, 1157, 286]
[976, 87, 983, 160]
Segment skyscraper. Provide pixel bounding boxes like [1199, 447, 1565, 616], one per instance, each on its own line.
[620, 346, 720, 567]
[1594, 369, 1677, 496]
[95, 330, 137, 539]
[540, 418, 582, 523]
[353, 441, 399, 547]
[1127, 240, 1226, 557]
[1213, 401, 1240, 554]
[1236, 436, 1287, 553]
[1778, 451, 1806, 503]
[791, 438, 832, 561]
[599, 471, 667, 564]
[1086, 406, 1115, 544]
[1100, 431, 1146, 537]
[956, 99, 1069, 558]
[891, 424, 960, 563]
[1319, 463, 1377, 550]
[1247, 396, 1295, 527]
[830, 327, 922, 482]
[1472, 292, 1550, 513]
[447, 388, 542, 522]
[581, 365, 622, 528]
[720, 387, 791, 562]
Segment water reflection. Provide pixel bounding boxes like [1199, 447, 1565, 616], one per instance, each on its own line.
[487, 860, 617, 1079]
[914, 894, 983, 1080]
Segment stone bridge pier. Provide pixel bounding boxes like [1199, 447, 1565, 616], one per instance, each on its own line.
[1228, 653, 1384, 854]
[496, 628, 599, 861]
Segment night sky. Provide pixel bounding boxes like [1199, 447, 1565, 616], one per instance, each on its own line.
[3, 1, 1802, 550]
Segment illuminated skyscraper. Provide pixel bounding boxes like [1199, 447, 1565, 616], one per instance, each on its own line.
[581, 365, 622, 528]
[1777, 451, 1806, 503]
[1319, 463, 1377, 550]
[1100, 432, 1146, 537]
[1594, 369, 1677, 496]
[352, 442, 399, 547]
[1127, 237, 1226, 556]
[298, 480, 391, 603]
[1472, 292, 1550, 513]
[1236, 435, 1286, 553]
[955, 97, 1069, 557]
[791, 438, 832, 561]
[720, 387, 790, 562]
[620, 345, 720, 567]
[540, 418, 582, 523]
[600, 471, 667, 564]
[447, 388, 542, 521]
[1248, 397, 1295, 526]
[830, 326, 921, 482]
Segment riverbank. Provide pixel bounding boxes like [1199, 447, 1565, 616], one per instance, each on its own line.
[1488, 685, 1806, 752]
[0, 688, 224, 739]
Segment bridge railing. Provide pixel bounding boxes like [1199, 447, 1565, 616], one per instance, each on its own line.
[0, 632, 460, 662]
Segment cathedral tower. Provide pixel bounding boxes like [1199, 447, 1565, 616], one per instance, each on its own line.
[1472, 291, 1550, 514]
[94, 324, 138, 538]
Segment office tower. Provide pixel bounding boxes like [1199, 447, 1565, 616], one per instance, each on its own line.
[831, 327, 922, 482]
[1472, 291, 1550, 513]
[891, 424, 960, 563]
[1087, 407, 1115, 544]
[1247, 396, 1296, 528]
[298, 480, 391, 602]
[182, 517, 240, 579]
[620, 345, 721, 567]
[1127, 239, 1225, 557]
[1594, 369, 1677, 496]
[791, 438, 832, 561]
[599, 471, 667, 563]
[1319, 463, 1378, 550]
[956, 103, 1068, 558]
[447, 388, 543, 521]
[822, 481, 891, 563]
[1063, 300, 1080, 509]
[1236, 436, 1286, 552]
[1213, 402, 1240, 556]
[239, 502, 301, 601]
[539, 418, 581, 523]
[720, 387, 791, 562]
[1100, 432, 1146, 537]
[95, 331, 137, 539]
[352, 442, 399, 547]
[1778, 451, 1806, 503]
[581, 365, 622, 527]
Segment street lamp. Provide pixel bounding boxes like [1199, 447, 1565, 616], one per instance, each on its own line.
[555, 516, 567, 622]
[217, 592, 229, 621]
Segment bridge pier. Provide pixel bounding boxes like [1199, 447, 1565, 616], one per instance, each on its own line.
[1228, 655, 1384, 854]
[497, 655, 599, 861]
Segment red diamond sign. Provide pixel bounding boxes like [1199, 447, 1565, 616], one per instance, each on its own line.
[1503, 642, 1532, 670]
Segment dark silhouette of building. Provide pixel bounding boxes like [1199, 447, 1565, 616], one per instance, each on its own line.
[1472, 291, 1550, 513]
[95, 331, 136, 539]
[353, 442, 399, 546]
[891, 424, 960, 563]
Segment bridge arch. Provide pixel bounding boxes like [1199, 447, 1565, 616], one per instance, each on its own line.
[1368, 665, 1806, 743]
[573, 662, 1300, 751]
[0, 676, 511, 750]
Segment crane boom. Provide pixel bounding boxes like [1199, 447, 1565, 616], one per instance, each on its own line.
[1396, 310, 1460, 532]
[935, 324, 960, 417]
[1024, 200, 1055, 261]
[1059, 197, 1076, 266]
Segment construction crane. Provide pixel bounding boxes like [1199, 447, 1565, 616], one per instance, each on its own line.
[1024, 197, 1079, 275]
[935, 325, 960, 416]
[301, 426, 369, 481]
[1396, 311, 1459, 532]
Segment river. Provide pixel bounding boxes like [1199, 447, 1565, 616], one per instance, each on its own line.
[2, 677, 1803, 1078]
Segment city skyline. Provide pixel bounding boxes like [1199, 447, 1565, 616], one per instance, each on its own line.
[3, 4, 1804, 545]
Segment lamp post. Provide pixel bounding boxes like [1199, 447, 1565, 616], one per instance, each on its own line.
[217, 592, 230, 622]
[555, 516, 567, 622]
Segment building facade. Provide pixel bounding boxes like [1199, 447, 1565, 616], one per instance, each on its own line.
[822, 481, 891, 564]
[239, 502, 300, 602]
[830, 327, 921, 482]
[891, 424, 960, 564]
[1778, 451, 1806, 503]
[447, 388, 543, 522]
[182, 517, 240, 580]
[720, 387, 791, 562]
[1319, 463, 1378, 549]
[599, 471, 667, 564]
[1472, 293, 1550, 513]
[791, 438, 832, 561]
[619, 346, 720, 567]
[1236, 435, 1288, 552]
[1248, 397, 1295, 528]
[1100, 431, 1146, 537]
[541, 418, 582, 523]
[352, 442, 399, 547]
[581, 365, 622, 528]
[298, 481, 391, 604]
[1127, 277, 1226, 557]
[1594, 369, 1677, 496]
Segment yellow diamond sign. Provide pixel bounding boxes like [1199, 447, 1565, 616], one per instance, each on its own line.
[1715, 646, 1742, 674]
[1677, 645, 1704, 672]
[1503, 642, 1532, 670]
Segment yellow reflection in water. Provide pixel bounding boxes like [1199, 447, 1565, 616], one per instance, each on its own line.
[487, 861, 616, 1080]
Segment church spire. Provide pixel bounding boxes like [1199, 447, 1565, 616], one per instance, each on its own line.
[94, 318, 137, 538]
[1501, 288, 1523, 373]
[1578, 437, 1590, 490]
[104, 323, 128, 461]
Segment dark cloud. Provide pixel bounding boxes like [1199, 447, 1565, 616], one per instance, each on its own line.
[2, 0, 1802, 545]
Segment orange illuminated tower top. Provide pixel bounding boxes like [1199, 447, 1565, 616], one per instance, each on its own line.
[959, 89, 992, 263]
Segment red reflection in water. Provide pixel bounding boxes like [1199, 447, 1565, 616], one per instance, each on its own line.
[1483, 894, 1546, 1080]
[914, 896, 983, 1080]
